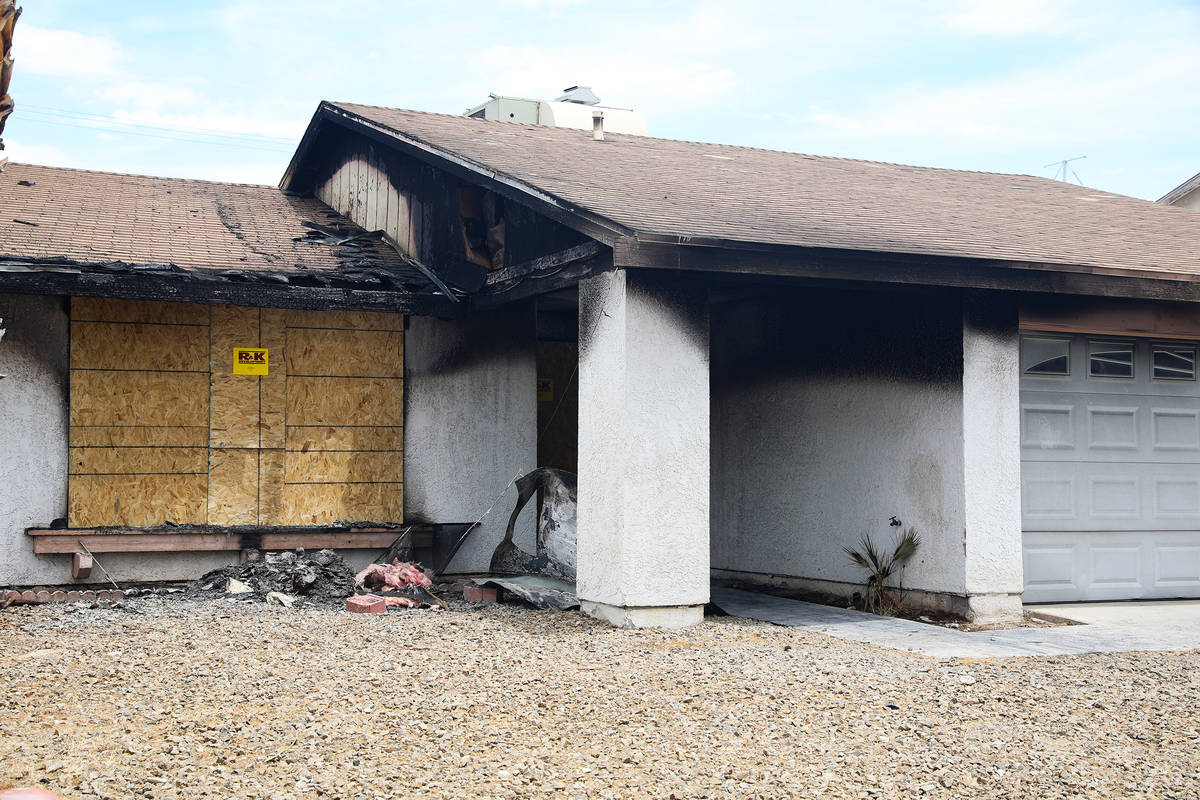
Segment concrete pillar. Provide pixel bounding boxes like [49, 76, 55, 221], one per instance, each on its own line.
[961, 293, 1024, 623]
[576, 270, 710, 628]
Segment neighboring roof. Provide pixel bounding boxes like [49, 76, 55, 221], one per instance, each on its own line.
[322, 102, 1200, 278]
[0, 162, 446, 309]
[1159, 171, 1200, 206]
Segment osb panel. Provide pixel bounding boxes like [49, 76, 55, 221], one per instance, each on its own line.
[277, 482, 404, 526]
[258, 449, 286, 525]
[210, 304, 260, 376]
[260, 309, 288, 449]
[283, 309, 402, 331]
[285, 426, 403, 452]
[70, 371, 209, 427]
[286, 377, 403, 427]
[69, 426, 208, 448]
[284, 451, 403, 484]
[69, 447, 208, 475]
[68, 474, 208, 527]
[208, 448, 259, 525]
[71, 321, 210, 372]
[285, 328, 403, 378]
[71, 297, 209, 326]
[210, 374, 260, 449]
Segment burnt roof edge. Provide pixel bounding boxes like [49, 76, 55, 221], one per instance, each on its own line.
[614, 238, 1200, 303]
[284, 102, 631, 247]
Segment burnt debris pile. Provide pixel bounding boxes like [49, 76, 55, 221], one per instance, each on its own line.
[192, 548, 355, 604]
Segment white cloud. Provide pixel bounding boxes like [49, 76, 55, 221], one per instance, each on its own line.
[785, 26, 1200, 167]
[940, 0, 1082, 36]
[17, 25, 126, 78]
[3, 138, 74, 167]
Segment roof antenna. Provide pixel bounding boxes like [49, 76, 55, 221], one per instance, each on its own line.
[1044, 155, 1086, 185]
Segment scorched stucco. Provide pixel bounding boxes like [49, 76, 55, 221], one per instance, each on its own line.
[576, 270, 710, 615]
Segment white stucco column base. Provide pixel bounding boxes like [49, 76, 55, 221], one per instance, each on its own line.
[581, 601, 706, 629]
[961, 293, 1023, 625]
[576, 269, 710, 629]
[963, 593, 1024, 624]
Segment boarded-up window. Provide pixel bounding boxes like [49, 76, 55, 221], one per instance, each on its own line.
[68, 298, 403, 526]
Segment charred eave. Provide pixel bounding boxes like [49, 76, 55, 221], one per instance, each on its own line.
[0, 256, 462, 314]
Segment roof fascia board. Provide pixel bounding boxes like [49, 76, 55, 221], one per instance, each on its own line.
[1158, 171, 1200, 205]
[0, 264, 462, 315]
[279, 105, 325, 192]
[318, 103, 630, 246]
[614, 238, 1200, 303]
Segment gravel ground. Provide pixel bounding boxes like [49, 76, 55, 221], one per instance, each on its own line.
[1, 595, 1198, 800]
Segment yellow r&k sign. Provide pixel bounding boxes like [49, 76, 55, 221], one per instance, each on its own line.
[233, 348, 269, 375]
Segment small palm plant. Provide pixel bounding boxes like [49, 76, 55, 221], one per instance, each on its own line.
[844, 527, 921, 615]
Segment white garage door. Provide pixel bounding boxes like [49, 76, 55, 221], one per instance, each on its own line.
[1021, 333, 1200, 602]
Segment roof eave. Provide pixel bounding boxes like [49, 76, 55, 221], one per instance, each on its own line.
[1158, 171, 1200, 205]
[613, 237, 1200, 304]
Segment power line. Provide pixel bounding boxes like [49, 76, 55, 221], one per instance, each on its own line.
[19, 102, 296, 144]
[12, 114, 295, 153]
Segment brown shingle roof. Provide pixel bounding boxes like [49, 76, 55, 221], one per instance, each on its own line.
[330, 102, 1200, 277]
[0, 162, 429, 290]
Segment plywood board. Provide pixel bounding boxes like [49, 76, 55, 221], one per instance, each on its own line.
[69, 426, 208, 448]
[258, 448, 286, 525]
[71, 321, 210, 372]
[70, 371, 209, 427]
[277, 482, 403, 525]
[285, 426, 403, 452]
[286, 377, 403, 427]
[285, 328, 403, 377]
[210, 374, 260, 449]
[211, 304, 261, 375]
[283, 309, 402, 331]
[208, 448, 259, 525]
[72, 297, 209, 326]
[69, 447, 208, 475]
[68, 474, 207, 527]
[259, 309, 288, 449]
[284, 451, 403, 484]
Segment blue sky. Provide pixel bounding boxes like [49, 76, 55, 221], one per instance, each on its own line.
[4, 0, 1198, 200]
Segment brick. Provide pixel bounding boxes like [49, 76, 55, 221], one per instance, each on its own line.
[50, 591, 67, 602]
[346, 594, 387, 614]
[81, 591, 97, 603]
[66, 591, 82, 602]
[72, 552, 93, 580]
[20, 591, 36, 603]
[463, 585, 498, 604]
[35, 591, 50, 603]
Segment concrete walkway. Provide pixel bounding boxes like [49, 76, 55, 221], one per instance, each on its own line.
[710, 586, 1200, 658]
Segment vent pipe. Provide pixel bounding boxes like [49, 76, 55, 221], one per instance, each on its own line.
[592, 111, 604, 141]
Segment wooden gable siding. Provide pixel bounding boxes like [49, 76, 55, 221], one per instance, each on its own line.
[68, 298, 404, 527]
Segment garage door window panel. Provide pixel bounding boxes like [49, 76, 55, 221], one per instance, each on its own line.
[1021, 336, 1070, 376]
[1088, 341, 1134, 379]
[1152, 345, 1196, 382]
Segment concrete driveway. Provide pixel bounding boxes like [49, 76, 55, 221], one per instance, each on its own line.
[711, 587, 1200, 658]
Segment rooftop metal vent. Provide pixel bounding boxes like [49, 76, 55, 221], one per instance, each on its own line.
[556, 85, 600, 105]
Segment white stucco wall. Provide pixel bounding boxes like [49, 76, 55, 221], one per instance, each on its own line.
[0, 293, 71, 585]
[961, 294, 1023, 607]
[404, 303, 538, 573]
[576, 270, 710, 625]
[710, 288, 970, 599]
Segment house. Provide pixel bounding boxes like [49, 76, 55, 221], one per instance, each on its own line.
[1159, 171, 1200, 209]
[4, 102, 1200, 627]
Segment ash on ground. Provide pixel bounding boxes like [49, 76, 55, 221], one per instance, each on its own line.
[191, 549, 354, 604]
